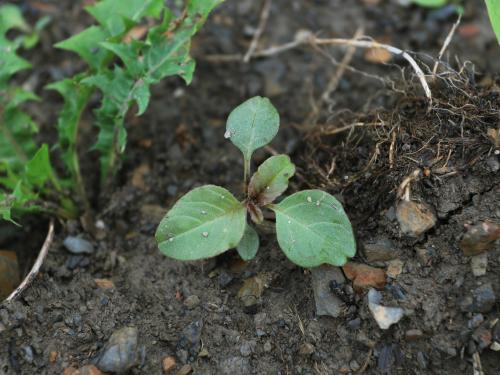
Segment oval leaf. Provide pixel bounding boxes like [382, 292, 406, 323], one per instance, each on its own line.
[271, 190, 355, 267]
[248, 154, 295, 206]
[156, 185, 246, 260]
[236, 224, 259, 261]
[225, 96, 279, 161]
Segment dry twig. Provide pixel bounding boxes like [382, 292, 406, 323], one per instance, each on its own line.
[432, 14, 461, 76]
[243, 0, 273, 63]
[4, 220, 55, 303]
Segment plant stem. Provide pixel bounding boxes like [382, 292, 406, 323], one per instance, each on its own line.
[243, 156, 251, 194]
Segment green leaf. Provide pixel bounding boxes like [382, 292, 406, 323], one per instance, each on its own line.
[225, 96, 280, 162]
[485, 0, 500, 44]
[86, 0, 163, 36]
[24, 144, 55, 189]
[236, 224, 259, 261]
[156, 185, 246, 260]
[55, 26, 109, 70]
[0, 5, 29, 34]
[248, 155, 295, 206]
[411, 0, 447, 7]
[46, 77, 92, 177]
[0, 93, 39, 172]
[271, 190, 356, 267]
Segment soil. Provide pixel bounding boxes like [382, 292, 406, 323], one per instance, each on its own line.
[1, 0, 499, 374]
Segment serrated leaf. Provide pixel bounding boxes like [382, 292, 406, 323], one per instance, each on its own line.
[271, 190, 356, 267]
[55, 26, 109, 70]
[225, 96, 279, 162]
[46, 77, 92, 177]
[86, 0, 163, 36]
[248, 155, 295, 206]
[156, 185, 246, 260]
[237, 224, 259, 261]
[0, 96, 39, 172]
[486, 0, 500, 44]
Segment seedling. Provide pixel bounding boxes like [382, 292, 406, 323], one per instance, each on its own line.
[156, 97, 356, 267]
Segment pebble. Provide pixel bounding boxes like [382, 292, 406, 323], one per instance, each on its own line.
[49, 351, 58, 363]
[263, 341, 272, 352]
[349, 360, 360, 372]
[176, 364, 192, 375]
[183, 295, 200, 309]
[468, 314, 484, 329]
[461, 283, 496, 313]
[471, 325, 492, 351]
[95, 327, 139, 373]
[298, 342, 315, 356]
[367, 289, 404, 330]
[460, 221, 500, 256]
[396, 200, 436, 237]
[416, 352, 428, 370]
[405, 329, 424, 341]
[310, 265, 346, 318]
[218, 271, 233, 288]
[218, 357, 251, 375]
[362, 237, 398, 263]
[416, 247, 437, 266]
[63, 236, 94, 254]
[254, 313, 267, 337]
[70, 366, 102, 375]
[386, 260, 404, 278]
[94, 279, 115, 289]
[239, 340, 256, 357]
[162, 356, 176, 372]
[237, 274, 271, 308]
[342, 262, 386, 291]
[177, 320, 203, 361]
[470, 253, 488, 277]
[347, 318, 361, 330]
[22, 345, 34, 363]
[0, 250, 20, 300]
[66, 255, 90, 270]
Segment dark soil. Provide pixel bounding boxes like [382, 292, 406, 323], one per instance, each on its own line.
[1, 0, 499, 374]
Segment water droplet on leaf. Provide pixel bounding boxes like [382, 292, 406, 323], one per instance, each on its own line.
[224, 130, 232, 139]
[307, 196, 312, 203]
[201, 210, 207, 215]
[202, 232, 209, 238]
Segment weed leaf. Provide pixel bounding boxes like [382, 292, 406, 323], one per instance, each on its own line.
[248, 155, 295, 206]
[485, 0, 500, 43]
[237, 224, 259, 261]
[156, 185, 246, 260]
[271, 190, 356, 267]
[225, 96, 279, 162]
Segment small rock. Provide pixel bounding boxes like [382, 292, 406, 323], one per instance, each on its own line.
[460, 221, 500, 256]
[63, 236, 94, 254]
[22, 346, 34, 363]
[177, 320, 203, 361]
[342, 262, 386, 291]
[298, 343, 314, 356]
[461, 283, 496, 313]
[386, 260, 404, 278]
[0, 250, 20, 300]
[218, 357, 250, 375]
[94, 279, 115, 289]
[406, 329, 423, 341]
[350, 360, 360, 372]
[183, 295, 200, 309]
[416, 352, 428, 369]
[470, 253, 488, 277]
[237, 274, 271, 308]
[239, 340, 256, 357]
[311, 265, 346, 318]
[416, 247, 437, 266]
[367, 289, 404, 330]
[49, 351, 58, 363]
[364, 46, 392, 64]
[263, 341, 272, 352]
[198, 348, 209, 358]
[396, 200, 436, 237]
[467, 314, 484, 329]
[64, 367, 77, 375]
[140, 204, 166, 223]
[254, 313, 267, 336]
[95, 327, 139, 373]
[66, 255, 90, 270]
[347, 318, 361, 330]
[362, 238, 398, 262]
[218, 271, 233, 288]
[73, 366, 102, 375]
[131, 164, 150, 191]
[472, 326, 492, 351]
[162, 356, 176, 373]
[486, 156, 499, 172]
[176, 364, 192, 375]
